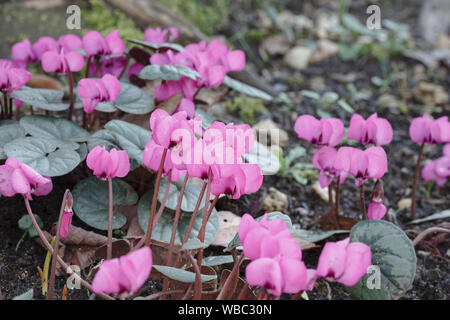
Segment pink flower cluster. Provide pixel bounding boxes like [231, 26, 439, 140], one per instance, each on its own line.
[92, 247, 152, 296]
[143, 109, 263, 199]
[0, 158, 52, 200]
[295, 113, 390, 189]
[239, 214, 371, 296]
[409, 115, 449, 145]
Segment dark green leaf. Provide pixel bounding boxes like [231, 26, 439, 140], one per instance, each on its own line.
[72, 177, 138, 230]
[223, 76, 272, 101]
[126, 39, 184, 52]
[140, 64, 201, 81]
[152, 265, 217, 283]
[11, 87, 67, 111]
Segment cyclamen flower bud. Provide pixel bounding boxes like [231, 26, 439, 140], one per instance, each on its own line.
[60, 191, 74, 238]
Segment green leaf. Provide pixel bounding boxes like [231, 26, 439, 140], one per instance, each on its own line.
[75, 143, 88, 162]
[284, 146, 306, 168]
[152, 265, 217, 283]
[18, 214, 43, 237]
[0, 124, 26, 159]
[12, 288, 33, 300]
[202, 255, 234, 267]
[346, 220, 417, 300]
[408, 209, 450, 225]
[223, 76, 272, 101]
[291, 229, 349, 243]
[337, 99, 355, 113]
[4, 137, 81, 177]
[137, 190, 219, 247]
[158, 179, 202, 212]
[87, 129, 140, 171]
[72, 177, 138, 230]
[11, 87, 67, 111]
[112, 82, 154, 114]
[227, 211, 293, 251]
[104, 120, 152, 165]
[126, 39, 184, 52]
[140, 64, 201, 81]
[20, 115, 90, 147]
[242, 141, 280, 175]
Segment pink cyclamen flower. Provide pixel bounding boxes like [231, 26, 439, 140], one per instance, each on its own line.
[11, 39, 36, 66]
[316, 237, 371, 286]
[0, 158, 53, 200]
[86, 146, 130, 180]
[335, 146, 388, 186]
[348, 113, 393, 146]
[41, 49, 84, 75]
[89, 56, 128, 78]
[149, 109, 193, 149]
[77, 74, 121, 114]
[32, 37, 59, 61]
[239, 213, 292, 260]
[0, 60, 31, 93]
[240, 214, 308, 296]
[92, 247, 152, 296]
[144, 27, 179, 44]
[409, 115, 450, 144]
[82, 30, 124, 57]
[58, 34, 83, 52]
[312, 146, 348, 188]
[422, 156, 449, 186]
[294, 115, 345, 147]
[210, 163, 263, 199]
[142, 140, 182, 182]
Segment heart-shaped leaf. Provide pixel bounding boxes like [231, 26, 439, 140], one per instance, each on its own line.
[126, 39, 184, 52]
[72, 177, 138, 230]
[75, 143, 88, 162]
[4, 137, 81, 177]
[182, 238, 207, 250]
[346, 220, 417, 300]
[223, 76, 272, 101]
[158, 179, 203, 212]
[104, 120, 152, 165]
[138, 190, 219, 247]
[0, 124, 25, 159]
[20, 115, 90, 148]
[112, 82, 154, 114]
[140, 64, 201, 81]
[152, 265, 217, 283]
[18, 214, 43, 238]
[87, 129, 140, 171]
[242, 141, 280, 175]
[226, 211, 292, 251]
[11, 87, 67, 111]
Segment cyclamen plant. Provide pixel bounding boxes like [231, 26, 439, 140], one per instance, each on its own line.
[0, 26, 420, 301]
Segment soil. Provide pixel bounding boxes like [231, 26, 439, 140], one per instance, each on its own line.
[0, 0, 449, 300]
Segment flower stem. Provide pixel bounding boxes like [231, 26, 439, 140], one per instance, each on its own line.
[174, 180, 207, 268]
[67, 69, 74, 121]
[186, 251, 202, 300]
[216, 252, 245, 300]
[48, 189, 71, 300]
[334, 176, 341, 216]
[166, 173, 189, 266]
[152, 173, 172, 229]
[23, 196, 114, 300]
[196, 195, 219, 268]
[144, 148, 168, 247]
[328, 183, 338, 228]
[360, 184, 367, 220]
[411, 142, 425, 220]
[107, 178, 113, 260]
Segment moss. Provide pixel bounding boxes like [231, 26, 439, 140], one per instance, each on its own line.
[81, 0, 143, 40]
[225, 96, 267, 125]
[158, 0, 229, 36]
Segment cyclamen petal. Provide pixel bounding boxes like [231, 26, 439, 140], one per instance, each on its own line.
[348, 113, 393, 146]
[367, 202, 387, 220]
[245, 258, 283, 297]
[92, 247, 152, 295]
[86, 146, 130, 179]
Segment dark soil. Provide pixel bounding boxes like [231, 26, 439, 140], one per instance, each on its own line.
[1, 0, 449, 300]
